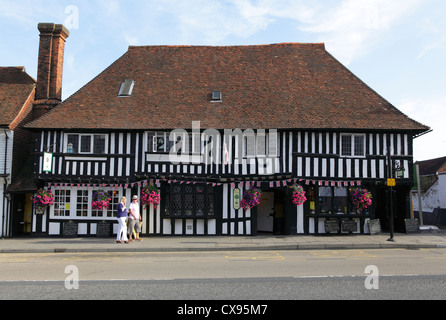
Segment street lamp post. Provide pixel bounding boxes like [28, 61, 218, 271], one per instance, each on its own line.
[386, 147, 395, 242]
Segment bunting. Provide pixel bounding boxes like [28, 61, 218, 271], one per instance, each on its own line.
[47, 178, 364, 190]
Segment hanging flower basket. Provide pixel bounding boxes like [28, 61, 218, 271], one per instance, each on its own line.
[351, 188, 372, 213]
[240, 188, 262, 211]
[290, 185, 307, 206]
[141, 184, 161, 209]
[33, 188, 54, 214]
[91, 190, 111, 210]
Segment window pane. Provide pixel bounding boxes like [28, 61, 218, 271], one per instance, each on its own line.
[334, 197, 347, 214]
[256, 134, 266, 156]
[67, 135, 78, 153]
[334, 187, 347, 214]
[80, 135, 91, 153]
[354, 135, 365, 156]
[334, 187, 347, 197]
[244, 135, 255, 157]
[341, 135, 352, 156]
[318, 187, 332, 197]
[166, 135, 175, 154]
[172, 193, 182, 216]
[93, 135, 106, 154]
[184, 194, 193, 215]
[106, 190, 119, 217]
[318, 187, 332, 214]
[196, 193, 205, 216]
[164, 192, 170, 216]
[207, 191, 214, 216]
[184, 184, 193, 216]
[147, 132, 155, 152]
[268, 132, 278, 157]
[156, 136, 166, 152]
[76, 190, 88, 217]
[54, 189, 71, 217]
[91, 189, 104, 217]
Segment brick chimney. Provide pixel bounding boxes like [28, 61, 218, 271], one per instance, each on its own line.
[33, 23, 69, 119]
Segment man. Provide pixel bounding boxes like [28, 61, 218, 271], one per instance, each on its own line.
[128, 195, 142, 241]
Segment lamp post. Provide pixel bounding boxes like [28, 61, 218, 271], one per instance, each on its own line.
[386, 147, 395, 242]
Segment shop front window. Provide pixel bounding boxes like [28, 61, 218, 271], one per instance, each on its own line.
[51, 188, 120, 219]
[53, 189, 71, 217]
[317, 186, 349, 215]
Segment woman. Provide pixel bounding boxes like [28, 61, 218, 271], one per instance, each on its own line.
[116, 196, 129, 243]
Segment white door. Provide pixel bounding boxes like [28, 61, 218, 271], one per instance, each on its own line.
[256, 192, 274, 232]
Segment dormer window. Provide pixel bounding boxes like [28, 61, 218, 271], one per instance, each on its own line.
[211, 91, 222, 101]
[118, 79, 135, 97]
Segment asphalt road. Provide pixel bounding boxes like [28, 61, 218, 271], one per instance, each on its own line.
[1, 248, 446, 300]
[1, 275, 446, 300]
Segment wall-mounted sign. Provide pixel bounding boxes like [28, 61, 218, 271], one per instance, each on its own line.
[43, 152, 53, 173]
[387, 178, 396, 187]
[233, 188, 241, 210]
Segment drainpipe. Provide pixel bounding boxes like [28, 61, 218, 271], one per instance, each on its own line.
[1, 130, 10, 238]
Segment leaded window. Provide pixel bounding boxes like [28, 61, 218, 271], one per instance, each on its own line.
[340, 134, 365, 157]
[164, 184, 215, 217]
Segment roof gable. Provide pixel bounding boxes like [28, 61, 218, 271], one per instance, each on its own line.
[25, 43, 429, 132]
[0, 67, 36, 128]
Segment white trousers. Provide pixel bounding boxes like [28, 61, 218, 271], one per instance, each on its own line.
[116, 217, 128, 241]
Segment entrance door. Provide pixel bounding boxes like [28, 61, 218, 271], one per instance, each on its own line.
[257, 192, 274, 232]
[12, 193, 33, 236]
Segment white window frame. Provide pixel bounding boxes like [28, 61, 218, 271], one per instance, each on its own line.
[147, 131, 174, 154]
[64, 133, 108, 154]
[340, 133, 366, 158]
[49, 187, 121, 220]
[243, 131, 279, 158]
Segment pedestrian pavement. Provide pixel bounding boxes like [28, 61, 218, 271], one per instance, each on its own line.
[1, 231, 446, 253]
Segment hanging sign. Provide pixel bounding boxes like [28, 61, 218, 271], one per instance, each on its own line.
[42, 152, 53, 173]
[233, 188, 241, 210]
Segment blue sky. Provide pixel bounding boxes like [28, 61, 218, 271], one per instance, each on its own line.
[1, 0, 445, 161]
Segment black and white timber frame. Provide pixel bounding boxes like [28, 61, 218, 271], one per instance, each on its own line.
[32, 128, 415, 236]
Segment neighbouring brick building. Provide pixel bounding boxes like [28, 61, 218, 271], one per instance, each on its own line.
[25, 38, 429, 236]
[1, 23, 69, 237]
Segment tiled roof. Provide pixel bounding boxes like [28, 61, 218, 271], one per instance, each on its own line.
[0, 67, 36, 128]
[26, 43, 429, 132]
[416, 156, 446, 175]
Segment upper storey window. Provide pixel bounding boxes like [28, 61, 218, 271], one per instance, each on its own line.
[66, 134, 108, 154]
[340, 134, 365, 157]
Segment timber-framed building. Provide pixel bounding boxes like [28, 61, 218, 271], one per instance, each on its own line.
[25, 36, 430, 236]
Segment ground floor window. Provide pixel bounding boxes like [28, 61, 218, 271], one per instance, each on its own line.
[50, 187, 121, 219]
[163, 183, 215, 217]
[91, 190, 120, 218]
[308, 186, 359, 215]
[53, 189, 71, 217]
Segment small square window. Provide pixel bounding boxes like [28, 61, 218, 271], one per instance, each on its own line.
[211, 91, 222, 101]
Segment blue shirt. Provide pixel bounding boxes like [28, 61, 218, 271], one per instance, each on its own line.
[117, 203, 127, 218]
